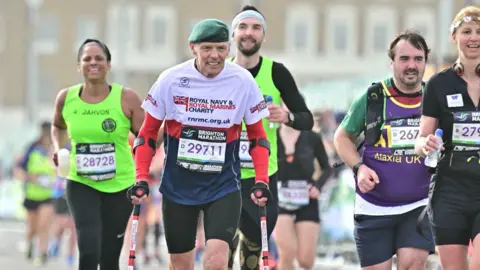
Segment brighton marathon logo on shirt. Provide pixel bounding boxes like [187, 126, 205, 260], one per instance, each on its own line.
[173, 96, 236, 113]
[196, 129, 226, 141]
[454, 112, 477, 122]
[372, 118, 421, 163]
[177, 127, 227, 173]
[88, 144, 115, 153]
[453, 111, 480, 151]
[390, 118, 420, 156]
[75, 143, 116, 181]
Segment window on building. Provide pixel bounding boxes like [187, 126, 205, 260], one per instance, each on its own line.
[0, 78, 3, 106]
[373, 24, 387, 52]
[145, 7, 174, 50]
[293, 21, 308, 52]
[326, 5, 358, 56]
[333, 22, 347, 52]
[38, 74, 53, 105]
[285, 4, 317, 54]
[151, 17, 167, 47]
[116, 14, 131, 42]
[404, 8, 435, 49]
[74, 17, 98, 49]
[36, 13, 58, 43]
[0, 18, 5, 54]
[35, 13, 59, 54]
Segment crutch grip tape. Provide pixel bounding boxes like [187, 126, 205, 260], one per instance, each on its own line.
[132, 204, 141, 217]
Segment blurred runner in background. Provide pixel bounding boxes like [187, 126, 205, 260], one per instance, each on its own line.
[274, 103, 332, 270]
[49, 173, 77, 267]
[17, 121, 56, 266]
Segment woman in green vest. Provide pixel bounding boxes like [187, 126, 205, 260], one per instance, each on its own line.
[50, 39, 145, 270]
[20, 121, 56, 266]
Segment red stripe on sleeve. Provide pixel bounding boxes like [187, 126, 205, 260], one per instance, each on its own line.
[135, 112, 163, 182]
[245, 120, 269, 184]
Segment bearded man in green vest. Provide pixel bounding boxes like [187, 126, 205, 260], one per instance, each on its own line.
[227, 5, 314, 270]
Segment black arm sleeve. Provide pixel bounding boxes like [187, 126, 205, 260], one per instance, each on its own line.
[272, 62, 314, 130]
[310, 132, 332, 190]
[422, 74, 442, 118]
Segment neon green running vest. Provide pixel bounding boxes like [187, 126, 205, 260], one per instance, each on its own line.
[62, 83, 135, 193]
[228, 56, 281, 179]
[25, 147, 55, 201]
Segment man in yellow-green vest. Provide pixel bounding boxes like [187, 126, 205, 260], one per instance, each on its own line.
[227, 5, 314, 270]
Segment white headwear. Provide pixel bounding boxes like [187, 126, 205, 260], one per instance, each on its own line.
[451, 16, 480, 33]
[231, 10, 267, 35]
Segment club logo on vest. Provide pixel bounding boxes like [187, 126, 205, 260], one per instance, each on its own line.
[102, 118, 116, 133]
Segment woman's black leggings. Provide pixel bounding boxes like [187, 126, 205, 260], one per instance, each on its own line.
[66, 180, 133, 270]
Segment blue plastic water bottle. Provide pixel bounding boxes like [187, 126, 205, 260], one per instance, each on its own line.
[52, 177, 65, 199]
[265, 95, 275, 128]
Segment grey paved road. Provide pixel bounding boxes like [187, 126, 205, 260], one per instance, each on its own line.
[4, 219, 437, 270]
[0, 219, 173, 270]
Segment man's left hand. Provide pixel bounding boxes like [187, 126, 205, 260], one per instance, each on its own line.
[308, 184, 320, 199]
[266, 104, 288, 124]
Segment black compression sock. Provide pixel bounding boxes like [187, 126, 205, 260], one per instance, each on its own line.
[154, 222, 161, 247]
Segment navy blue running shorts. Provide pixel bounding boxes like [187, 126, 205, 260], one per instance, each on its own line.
[354, 206, 435, 267]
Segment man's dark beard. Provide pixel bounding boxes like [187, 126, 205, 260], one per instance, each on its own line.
[402, 68, 420, 87]
[238, 41, 261, 56]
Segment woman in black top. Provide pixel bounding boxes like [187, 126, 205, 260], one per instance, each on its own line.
[415, 6, 480, 269]
[273, 104, 332, 270]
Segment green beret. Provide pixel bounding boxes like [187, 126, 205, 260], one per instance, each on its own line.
[188, 19, 230, 43]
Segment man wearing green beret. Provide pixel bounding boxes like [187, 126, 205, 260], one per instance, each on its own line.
[187, 18, 230, 78]
[134, 18, 273, 270]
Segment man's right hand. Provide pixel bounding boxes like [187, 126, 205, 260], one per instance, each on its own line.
[421, 134, 444, 156]
[52, 151, 59, 167]
[357, 165, 379, 193]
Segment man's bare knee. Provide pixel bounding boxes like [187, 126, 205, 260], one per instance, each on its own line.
[398, 258, 427, 270]
[397, 248, 428, 270]
[204, 239, 229, 270]
[361, 258, 393, 270]
[297, 256, 315, 270]
[169, 251, 195, 270]
[279, 244, 295, 263]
